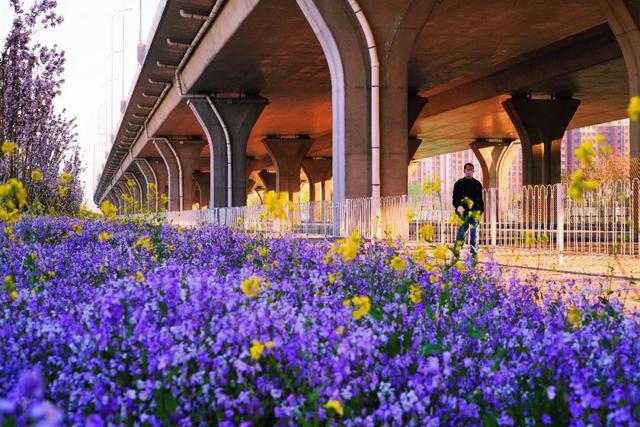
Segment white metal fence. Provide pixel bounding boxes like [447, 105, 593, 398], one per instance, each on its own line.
[156, 178, 640, 256]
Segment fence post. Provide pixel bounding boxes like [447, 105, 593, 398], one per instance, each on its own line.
[490, 188, 497, 247]
[556, 183, 564, 254]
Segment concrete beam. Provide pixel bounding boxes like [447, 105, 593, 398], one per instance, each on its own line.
[153, 139, 183, 211]
[421, 25, 621, 118]
[503, 97, 580, 185]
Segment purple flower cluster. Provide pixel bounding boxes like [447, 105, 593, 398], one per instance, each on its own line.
[1, 217, 639, 426]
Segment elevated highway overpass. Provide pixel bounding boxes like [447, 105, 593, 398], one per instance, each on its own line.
[94, 0, 640, 213]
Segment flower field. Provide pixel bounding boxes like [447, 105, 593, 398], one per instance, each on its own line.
[1, 217, 639, 426]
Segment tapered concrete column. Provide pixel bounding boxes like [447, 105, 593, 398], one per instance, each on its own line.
[153, 140, 182, 211]
[601, 0, 640, 177]
[503, 97, 580, 185]
[153, 139, 204, 211]
[145, 157, 169, 211]
[296, 0, 438, 199]
[135, 159, 158, 212]
[302, 158, 332, 201]
[263, 136, 314, 200]
[124, 172, 145, 212]
[188, 96, 268, 207]
[116, 181, 133, 213]
[111, 188, 122, 213]
[193, 172, 210, 209]
[258, 170, 277, 192]
[470, 140, 517, 189]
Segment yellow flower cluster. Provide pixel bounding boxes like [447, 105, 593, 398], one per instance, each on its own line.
[135, 236, 152, 251]
[628, 96, 640, 122]
[97, 232, 113, 242]
[249, 339, 273, 360]
[432, 245, 449, 262]
[264, 191, 295, 221]
[58, 171, 73, 184]
[1, 141, 18, 157]
[0, 179, 27, 222]
[422, 178, 442, 196]
[3, 275, 17, 301]
[406, 207, 416, 223]
[57, 186, 69, 197]
[390, 255, 406, 272]
[31, 169, 43, 182]
[100, 200, 117, 219]
[417, 224, 434, 242]
[241, 276, 262, 298]
[324, 231, 360, 264]
[324, 400, 344, 416]
[409, 284, 422, 304]
[343, 295, 371, 320]
[126, 179, 136, 189]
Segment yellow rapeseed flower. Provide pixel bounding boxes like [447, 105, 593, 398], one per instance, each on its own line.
[97, 232, 113, 242]
[390, 256, 406, 272]
[406, 207, 416, 223]
[100, 200, 117, 219]
[409, 284, 422, 304]
[135, 236, 152, 251]
[568, 307, 581, 329]
[241, 276, 262, 298]
[9, 290, 18, 301]
[575, 140, 595, 168]
[433, 245, 449, 262]
[57, 171, 73, 184]
[31, 169, 43, 182]
[418, 224, 434, 242]
[324, 400, 344, 416]
[628, 96, 640, 121]
[250, 340, 265, 360]
[328, 272, 340, 284]
[1, 141, 18, 157]
[348, 295, 371, 320]
[57, 186, 69, 197]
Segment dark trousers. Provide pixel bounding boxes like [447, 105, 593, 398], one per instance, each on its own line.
[455, 216, 478, 255]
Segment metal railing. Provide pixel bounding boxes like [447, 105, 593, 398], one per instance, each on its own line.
[153, 178, 640, 256]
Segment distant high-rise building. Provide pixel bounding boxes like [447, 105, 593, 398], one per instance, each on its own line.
[409, 119, 630, 191]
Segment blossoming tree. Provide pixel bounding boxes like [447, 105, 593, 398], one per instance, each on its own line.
[0, 0, 83, 215]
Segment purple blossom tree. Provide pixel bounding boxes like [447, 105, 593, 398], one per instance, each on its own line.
[0, 0, 83, 214]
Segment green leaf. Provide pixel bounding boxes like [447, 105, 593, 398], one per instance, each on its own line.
[369, 304, 383, 322]
[419, 343, 442, 357]
[482, 413, 499, 427]
[387, 331, 401, 357]
[154, 389, 178, 421]
[465, 323, 485, 340]
[159, 301, 168, 316]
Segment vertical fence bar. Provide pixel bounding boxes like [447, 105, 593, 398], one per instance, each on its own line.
[556, 183, 564, 254]
[489, 188, 497, 247]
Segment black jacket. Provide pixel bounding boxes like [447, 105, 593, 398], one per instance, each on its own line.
[452, 177, 484, 215]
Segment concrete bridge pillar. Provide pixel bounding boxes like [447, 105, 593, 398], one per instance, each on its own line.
[258, 170, 277, 193]
[193, 171, 210, 209]
[302, 158, 332, 201]
[601, 0, 640, 177]
[263, 136, 314, 200]
[296, 0, 439, 200]
[153, 139, 203, 211]
[188, 96, 268, 207]
[125, 171, 145, 212]
[116, 181, 133, 213]
[502, 96, 580, 185]
[135, 159, 159, 212]
[110, 189, 121, 213]
[470, 140, 518, 189]
[145, 157, 169, 211]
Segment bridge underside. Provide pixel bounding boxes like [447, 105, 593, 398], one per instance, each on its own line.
[96, 0, 639, 211]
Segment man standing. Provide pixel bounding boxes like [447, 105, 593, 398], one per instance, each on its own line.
[452, 163, 484, 257]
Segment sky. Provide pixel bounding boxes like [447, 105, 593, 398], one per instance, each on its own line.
[1, 0, 162, 208]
